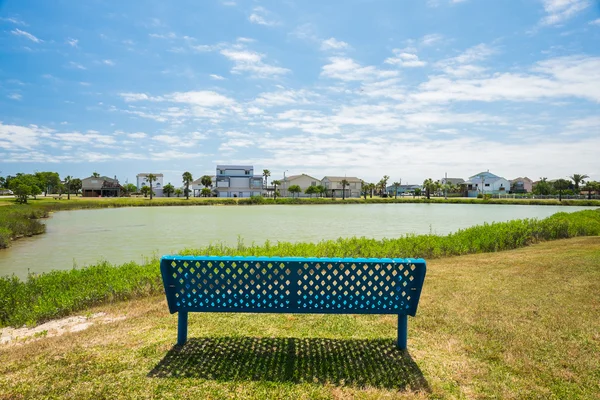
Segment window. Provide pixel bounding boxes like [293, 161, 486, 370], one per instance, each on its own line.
[485, 183, 490, 187]
[219, 170, 224, 174]
[245, 170, 250, 175]
[311, 181, 316, 186]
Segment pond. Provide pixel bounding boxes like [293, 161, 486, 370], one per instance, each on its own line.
[0, 204, 596, 278]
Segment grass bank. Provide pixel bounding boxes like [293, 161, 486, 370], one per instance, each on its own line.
[0, 206, 48, 248]
[1, 237, 599, 398]
[1, 209, 599, 328]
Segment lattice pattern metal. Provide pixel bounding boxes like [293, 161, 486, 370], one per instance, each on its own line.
[160, 256, 426, 316]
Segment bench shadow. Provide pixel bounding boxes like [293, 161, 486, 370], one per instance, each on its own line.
[148, 337, 429, 391]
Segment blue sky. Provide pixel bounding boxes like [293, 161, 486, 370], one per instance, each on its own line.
[1, 0, 599, 186]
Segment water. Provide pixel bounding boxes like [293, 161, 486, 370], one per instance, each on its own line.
[0, 204, 595, 278]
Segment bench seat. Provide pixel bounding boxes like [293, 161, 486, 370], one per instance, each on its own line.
[160, 256, 426, 349]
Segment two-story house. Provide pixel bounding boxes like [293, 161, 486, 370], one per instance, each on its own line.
[321, 176, 362, 198]
[214, 165, 263, 198]
[191, 175, 216, 197]
[279, 174, 321, 197]
[465, 171, 510, 197]
[510, 177, 533, 193]
[82, 175, 122, 197]
[136, 173, 164, 197]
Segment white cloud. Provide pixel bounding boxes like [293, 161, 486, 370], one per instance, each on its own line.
[321, 57, 398, 81]
[590, 18, 600, 25]
[540, 0, 591, 26]
[209, 74, 226, 80]
[421, 34, 444, 46]
[248, 6, 279, 26]
[7, 93, 22, 101]
[66, 38, 78, 47]
[68, 61, 86, 70]
[54, 132, 117, 145]
[167, 91, 235, 107]
[254, 89, 318, 107]
[127, 132, 147, 139]
[102, 59, 115, 66]
[0, 123, 50, 150]
[220, 49, 290, 77]
[0, 17, 26, 25]
[385, 51, 427, 67]
[149, 32, 177, 39]
[10, 29, 42, 43]
[321, 38, 350, 51]
[119, 93, 160, 102]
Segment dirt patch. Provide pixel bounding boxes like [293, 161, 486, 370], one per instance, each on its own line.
[0, 312, 126, 345]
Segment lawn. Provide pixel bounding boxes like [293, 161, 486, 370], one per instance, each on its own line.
[1, 237, 599, 399]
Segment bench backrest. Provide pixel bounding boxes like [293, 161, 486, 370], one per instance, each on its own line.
[160, 256, 426, 316]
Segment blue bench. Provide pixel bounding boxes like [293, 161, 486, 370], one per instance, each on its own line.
[160, 256, 426, 350]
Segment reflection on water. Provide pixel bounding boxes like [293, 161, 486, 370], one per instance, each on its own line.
[0, 204, 595, 278]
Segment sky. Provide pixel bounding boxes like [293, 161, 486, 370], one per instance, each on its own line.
[1, 0, 599, 186]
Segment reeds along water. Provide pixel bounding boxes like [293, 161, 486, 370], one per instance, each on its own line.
[0, 209, 599, 328]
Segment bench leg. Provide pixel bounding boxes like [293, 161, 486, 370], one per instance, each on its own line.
[177, 311, 188, 346]
[397, 314, 407, 350]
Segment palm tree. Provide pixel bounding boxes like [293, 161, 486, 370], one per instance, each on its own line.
[316, 184, 326, 198]
[92, 172, 100, 178]
[147, 174, 157, 200]
[554, 179, 571, 202]
[201, 175, 212, 189]
[182, 172, 193, 200]
[64, 175, 72, 200]
[582, 181, 598, 200]
[340, 179, 349, 200]
[381, 175, 390, 195]
[262, 169, 271, 189]
[163, 183, 175, 197]
[392, 182, 400, 199]
[423, 178, 435, 200]
[174, 188, 183, 197]
[272, 180, 281, 198]
[570, 174, 589, 193]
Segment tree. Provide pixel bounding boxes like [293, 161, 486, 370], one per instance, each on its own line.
[423, 178, 435, 200]
[140, 186, 151, 197]
[340, 179, 349, 200]
[414, 187, 422, 198]
[315, 184, 326, 198]
[92, 172, 100, 178]
[71, 178, 82, 196]
[262, 169, 271, 189]
[361, 181, 368, 200]
[182, 172, 193, 200]
[35, 172, 60, 196]
[582, 181, 599, 200]
[288, 185, 301, 198]
[122, 183, 138, 196]
[174, 188, 183, 197]
[368, 183, 375, 198]
[570, 174, 589, 193]
[64, 175, 73, 200]
[0, 176, 5, 189]
[146, 174, 157, 200]
[380, 175, 390, 195]
[305, 186, 317, 198]
[9, 174, 42, 203]
[554, 179, 571, 201]
[533, 178, 553, 196]
[200, 175, 212, 189]
[163, 183, 175, 197]
[201, 188, 212, 197]
[272, 180, 281, 198]
[392, 182, 400, 199]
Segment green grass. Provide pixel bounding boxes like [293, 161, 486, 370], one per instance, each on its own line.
[1, 237, 599, 399]
[1, 209, 599, 329]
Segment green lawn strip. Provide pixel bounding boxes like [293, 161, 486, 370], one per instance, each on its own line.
[1, 209, 600, 328]
[0, 238, 598, 399]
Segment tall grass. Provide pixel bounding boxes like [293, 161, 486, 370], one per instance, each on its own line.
[0, 209, 599, 327]
[0, 207, 48, 248]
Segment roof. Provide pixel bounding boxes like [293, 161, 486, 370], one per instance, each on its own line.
[216, 165, 253, 169]
[82, 176, 120, 190]
[192, 176, 216, 185]
[136, 173, 164, 177]
[284, 173, 321, 182]
[510, 177, 533, 183]
[468, 171, 502, 180]
[322, 176, 362, 183]
[442, 178, 465, 185]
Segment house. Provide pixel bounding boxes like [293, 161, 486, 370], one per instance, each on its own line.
[386, 184, 422, 196]
[321, 176, 362, 198]
[441, 178, 466, 186]
[136, 173, 164, 197]
[510, 177, 533, 193]
[82, 176, 122, 197]
[279, 174, 321, 197]
[214, 165, 263, 198]
[191, 175, 216, 197]
[465, 171, 510, 197]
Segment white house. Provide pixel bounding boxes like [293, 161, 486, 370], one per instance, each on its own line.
[136, 173, 164, 197]
[322, 176, 362, 198]
[465, 171, 510, 197]
[214, 165, 263, 198]
[191, 175, 216, 197]
[279, 173, 321, 197]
